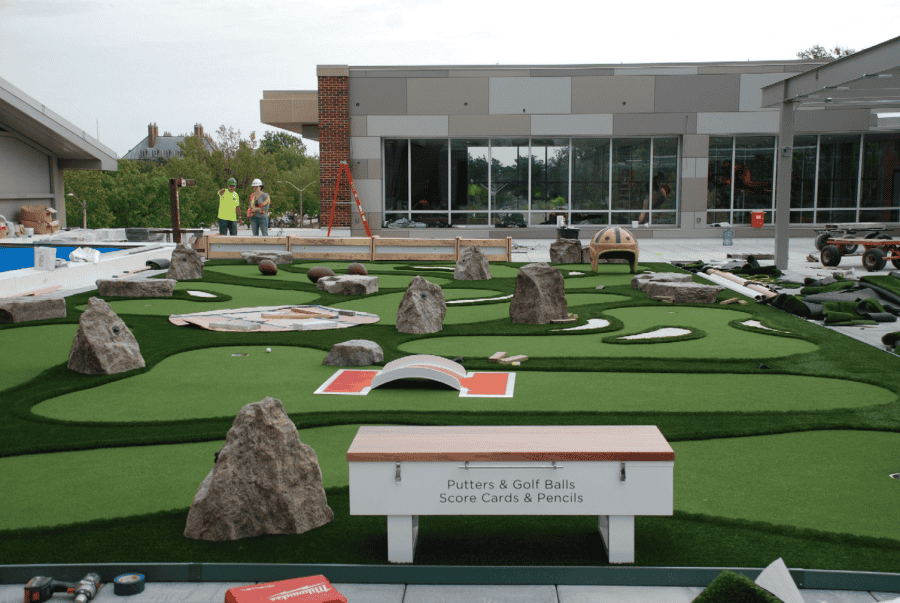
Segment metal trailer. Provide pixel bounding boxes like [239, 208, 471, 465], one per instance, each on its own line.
[813, 223, 891, 252]
[819, 236, 900, 271]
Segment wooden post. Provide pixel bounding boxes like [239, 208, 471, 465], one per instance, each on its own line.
[169, 175, 196, 245]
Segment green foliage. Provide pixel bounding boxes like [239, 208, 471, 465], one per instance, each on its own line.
[63, 128, 319, 228]
[692, 570, 783, 602]
[796, 45, 855, 59]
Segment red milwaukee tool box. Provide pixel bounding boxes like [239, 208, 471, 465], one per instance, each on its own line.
[225, 575, 346, 603]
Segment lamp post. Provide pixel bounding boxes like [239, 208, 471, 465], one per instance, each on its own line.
[278, 180, 315, 226]
[67, 192, 86, 229]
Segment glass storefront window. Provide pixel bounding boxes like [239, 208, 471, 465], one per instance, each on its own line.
[572, 138, 610, 217]
[790, 135, 818, 210]
[860, 135, 900, 216]
[383, 139, 409, 214]
[491, 139, 529, 224]
[530, 138, 569, 225]
[708, 137, 734, 213]
[646, 138, 678, 225]
[450, 139, 488, 212]
[410, 139, 449, 217]
[612, 138, 650, 217]
[817, 135, 859, 215]
[732, 136, 774, 211]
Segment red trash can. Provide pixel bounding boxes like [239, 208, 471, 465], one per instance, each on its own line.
[751, 212, 765, 228]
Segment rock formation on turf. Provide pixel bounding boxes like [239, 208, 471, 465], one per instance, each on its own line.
[184, 396, 334, 541]
[0, 296, 66, 323]
[166, 244, 203, 280]
[307, 266, 336, 283]
[454, 246, 491, 280]
[316, 275, 379, 295]
[549, 239, 583, 264]
[347, 262, 368, 275]
[644, 281, 724, 304]
[323, 339, 384, 366]
[241, 251, 293, 265]
[510, 263, 568, 324]
[96, 279, 176, 298]
[68, 297, 145, 374]
[396, 276, 446, 333]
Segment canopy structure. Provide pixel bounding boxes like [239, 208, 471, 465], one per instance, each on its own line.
[762, 36, 900, 269]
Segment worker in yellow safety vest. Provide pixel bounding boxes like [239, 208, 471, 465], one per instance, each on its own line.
[217, 177, 242, 235]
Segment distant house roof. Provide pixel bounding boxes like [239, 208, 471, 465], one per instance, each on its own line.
[122, 123, 217, 161]
[0, 74, 118, 170]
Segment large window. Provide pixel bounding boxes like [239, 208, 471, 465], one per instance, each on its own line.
[706, 136, 775, 225]
[382, 137, 678, 228]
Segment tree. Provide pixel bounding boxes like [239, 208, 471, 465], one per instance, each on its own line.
[797, 45, 856, 60]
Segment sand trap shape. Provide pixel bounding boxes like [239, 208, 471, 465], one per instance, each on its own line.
[552, 318, 611, 331]
[413, 266, 455, 270]
[315, 354, 515, 398]
[187, 290, 217, 298]
[741, 319, 788, 333]
[169, 304, 379, 332]
[446, 294, 513, 305]
[620, 327, 691, 340]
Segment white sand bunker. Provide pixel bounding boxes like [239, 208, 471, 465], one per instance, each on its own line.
[447, 294, 513, 305]
[741, 319, 788, 333]
[187, 290, 217, 298]
[169, 304, 379, 332]
[620, 327, 692, 340]
[553, 318, 611, 331]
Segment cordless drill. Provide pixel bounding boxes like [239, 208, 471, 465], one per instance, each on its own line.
[24, 573, 101, 603]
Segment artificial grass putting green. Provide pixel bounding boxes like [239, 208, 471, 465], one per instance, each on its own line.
[0, 324, 78, 390]
[205, 264, 453, 289]
[2, 259, 900, 569]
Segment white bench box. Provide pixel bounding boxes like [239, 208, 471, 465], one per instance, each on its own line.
[347, 425, 674, 564]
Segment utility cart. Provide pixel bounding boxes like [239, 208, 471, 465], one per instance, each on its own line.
[814, 223, 891, 252]
[819, 236, 900, 271]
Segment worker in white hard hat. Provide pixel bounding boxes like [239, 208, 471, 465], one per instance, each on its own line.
[247, 178, 271, 236]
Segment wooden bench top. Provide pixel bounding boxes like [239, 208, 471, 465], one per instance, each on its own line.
[347, 426, 674, 462]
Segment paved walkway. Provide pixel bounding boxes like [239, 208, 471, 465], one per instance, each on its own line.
[2, 581, 898, 603]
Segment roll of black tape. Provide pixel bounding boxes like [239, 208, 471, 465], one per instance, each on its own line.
[113, 574, 145, 596]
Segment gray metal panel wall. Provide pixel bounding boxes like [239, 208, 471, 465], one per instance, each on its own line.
[0, 136, 52, 194]
[349, 78, 407, 115]
[794, 108, 872, 133]
[613, 113, 697, 135]
[489, 77, 571, 114]
[407, 78, 489, 115]
[654, 75, 741, 113]
[449, 115, 531, 137]
[571, 76, 655, 114]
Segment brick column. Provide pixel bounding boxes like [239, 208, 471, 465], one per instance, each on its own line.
[318, 70, 351, 228]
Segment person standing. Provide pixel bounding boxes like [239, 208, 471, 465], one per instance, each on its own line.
[248, 178, 271, 236]
[217, 177, 241, 235]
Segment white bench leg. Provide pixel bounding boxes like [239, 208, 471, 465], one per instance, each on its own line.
[387, 515, 419, 563]
[598, 515, 635, 564]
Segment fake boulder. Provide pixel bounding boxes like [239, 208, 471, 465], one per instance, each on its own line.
[0, 296, 66, 323]
[68, 297, 145, 374]
[323, 339, 384, 366]
[166, 244, 204, 280]
[510, 263, 568, 324]
[241, 251, 294, 265]
[549, 239, 583, 264]
[316, 275, 379, 295]
[184, 396, 334, 541]
[454, 246, 491, 280]
[258, 260, 278, 276]
[397, 276, 446, 334]
[644, 281, 724, 304]
[97, 279, 176, 298]
[307, 266, 336, 283]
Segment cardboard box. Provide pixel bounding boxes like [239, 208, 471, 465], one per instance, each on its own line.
[0, 224, 7, 239]
[20, 205, 56, 224]
[225, 576, 346, 603]
[22, 220, 60, 234]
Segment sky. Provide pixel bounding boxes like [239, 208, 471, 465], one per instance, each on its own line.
[1, 0, 898, 160]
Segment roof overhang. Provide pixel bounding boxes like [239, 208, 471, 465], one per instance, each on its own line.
[0, 75, 118, 170]
[260, 90, 319, 140]
[762, 35, 900, 117]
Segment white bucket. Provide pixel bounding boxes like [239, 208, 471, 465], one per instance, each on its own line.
[34, 246, 56, 270]
[24, 227, 34, 237]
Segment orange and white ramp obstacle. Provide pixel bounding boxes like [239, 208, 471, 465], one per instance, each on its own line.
[315, 354, 515, 398]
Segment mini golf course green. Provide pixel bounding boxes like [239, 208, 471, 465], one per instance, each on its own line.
[2, 259, 900, 570]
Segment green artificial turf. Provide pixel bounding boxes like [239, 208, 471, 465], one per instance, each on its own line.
[673, 430, 900, 541]
[0, 424, 362, 530]
[32, 350, 893, 422]
[0, 324, 78, 390]
[3, 261, 900, 569]
[400, 306, 818, 359]
[205, 264, 453, 289]
[691, 570, 782, 603]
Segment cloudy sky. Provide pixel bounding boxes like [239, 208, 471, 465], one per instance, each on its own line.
[1, 0, 898, 159]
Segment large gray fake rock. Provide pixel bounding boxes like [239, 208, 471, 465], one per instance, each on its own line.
[68, 297, 145, 374]
[184, 396, 334, 541]
[97, 278, 176, 298]
[454, 246, 492, 280]
[0, 296, 66, 323]
[316, 275, 379, 295]
[632, 272, 693, 291]
[396, 275, 446, 334]
[323, 339, 384, 366]
[644, 281, 724, 304]
[166, 244, 203, 280]
[510, 263, 568, 324]
[241, 251, 294, 265]
[550, 239, 583, 264]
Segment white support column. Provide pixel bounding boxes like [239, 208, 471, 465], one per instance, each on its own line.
[387, 515, 419, 563]
[774, 100, 796, 270]
[598, 514, 636, 563]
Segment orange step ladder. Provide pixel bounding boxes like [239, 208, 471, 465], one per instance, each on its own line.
[327, 161, 372, 237]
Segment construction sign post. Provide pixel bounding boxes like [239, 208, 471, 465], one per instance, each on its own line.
[327, 161, 372, 237]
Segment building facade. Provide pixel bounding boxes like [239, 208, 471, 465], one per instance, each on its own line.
[1, 75, 117, 228]
[122, 123, 216, 162]
[261, 60, 900, 237]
